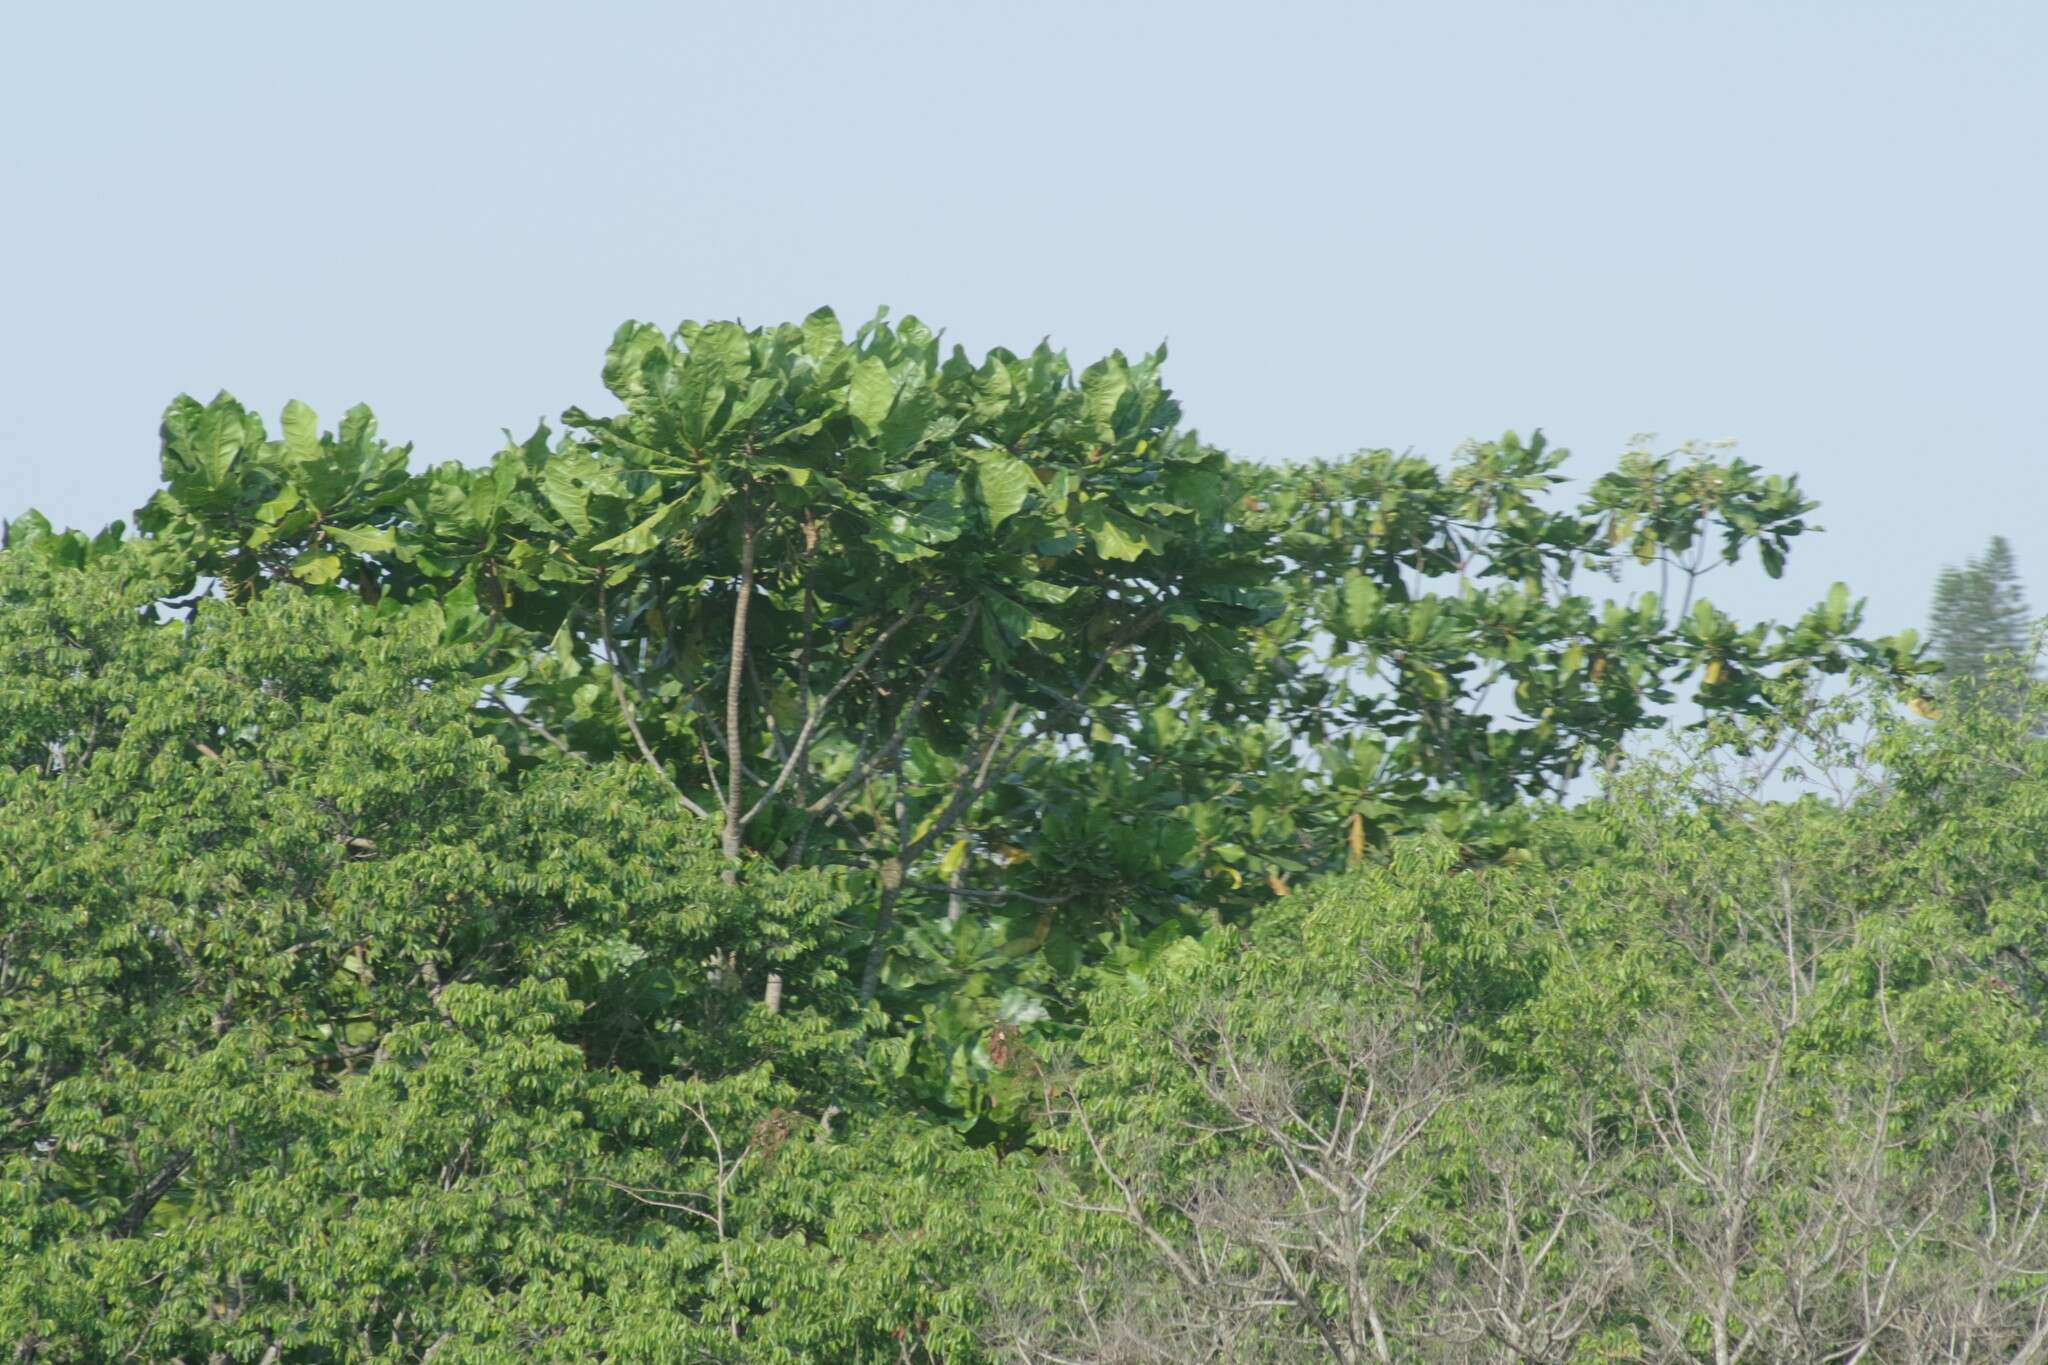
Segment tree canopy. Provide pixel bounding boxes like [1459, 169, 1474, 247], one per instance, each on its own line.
[9, 309, 2030, 1363]
[8, 311, 1926, 1118]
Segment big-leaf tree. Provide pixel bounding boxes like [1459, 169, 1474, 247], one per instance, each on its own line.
[22, 310, 1927, 1127]
[107, 311, 1272, 1025]
[513, 312, 1264, 1010]
[954, 433, 1930, 955]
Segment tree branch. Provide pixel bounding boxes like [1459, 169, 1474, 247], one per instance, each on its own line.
[597, 587, 711, 820]
[741, 593, 932, 826]
[110, 1149, 192, 1239]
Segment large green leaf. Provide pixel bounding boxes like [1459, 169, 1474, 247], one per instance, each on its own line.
[326, 525, 395, 555]
[1081, 502, 1159, 561]
[1015, 578, 1077, 605]
[591, 497, 683, 558]
[981, 591, 1059, 649]
[972, 455, 1038, 529]
[801, 306, 845, 362]
[160, 393, 256, 496]
[280, 399, 319, 463]
[540, 457, 596, 537]
[1079, 357, 1129, 439]
[849, 357, 895, 432]
[675, 353, 725, 447]
[338, 403, 377, 447]
[600, 321, 671, 408]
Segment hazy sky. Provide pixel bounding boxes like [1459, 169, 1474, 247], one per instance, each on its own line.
[4, 0, 2042, 640]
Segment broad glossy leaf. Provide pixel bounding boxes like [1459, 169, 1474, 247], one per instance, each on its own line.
[326, 525, 395, 555]
[801, 306, 845, 361]
[675, 353, 725, 446]
[160, 393, 256, 496]
[254, 487, 302, 526]
[972, 455, 1037, 529]
[591, 497, 682, 558]
[849, 357, 895, 432]
[1080, 357, 1129, 438]
[1080, 502, 1159, 561]
[540, 458, 595, 537]
[280, 399, 319, 462]
[338, 403, 377, 447]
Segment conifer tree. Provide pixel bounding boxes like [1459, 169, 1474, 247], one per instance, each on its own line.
[1929, 534, 2036, 690]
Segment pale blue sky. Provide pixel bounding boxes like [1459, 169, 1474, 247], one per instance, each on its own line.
[3, 1, 2042, 639]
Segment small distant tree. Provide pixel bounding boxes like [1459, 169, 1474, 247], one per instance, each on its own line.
[1929, 535, 2037, 691]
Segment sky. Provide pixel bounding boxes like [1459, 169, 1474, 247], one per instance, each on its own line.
[3, 0, 2043, 642]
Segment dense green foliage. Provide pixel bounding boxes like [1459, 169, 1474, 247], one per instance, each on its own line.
[0, 552, 1022, 1360]
[0, 310, 1924, 1126]
[9, 310, 2041, 1361]
[1000, 685, 2048, 1360]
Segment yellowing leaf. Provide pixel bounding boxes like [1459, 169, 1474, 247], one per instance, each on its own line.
[1341, 574, 1379, 634]
[290, 551, 343, 585]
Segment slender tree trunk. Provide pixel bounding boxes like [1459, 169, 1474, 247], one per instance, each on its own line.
[722, 512, 755, 872]
[722, 512, 780, 1011]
